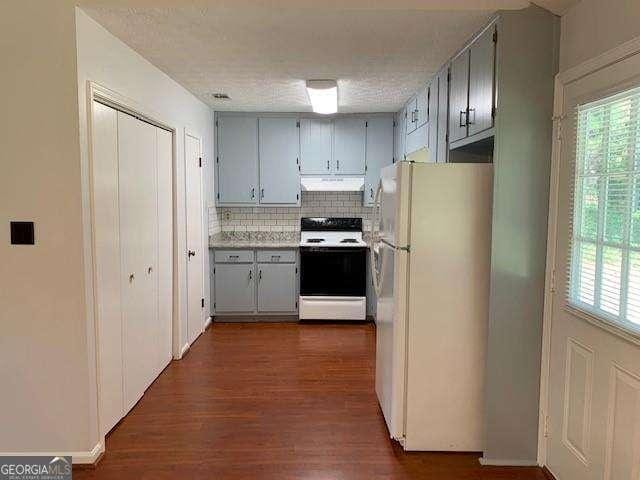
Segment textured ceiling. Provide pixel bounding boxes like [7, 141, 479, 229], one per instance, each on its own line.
[82, 1, 575, 113]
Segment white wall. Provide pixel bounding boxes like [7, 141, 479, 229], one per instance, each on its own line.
[559, 0, 640, 72]
[0, 1, 214, 459]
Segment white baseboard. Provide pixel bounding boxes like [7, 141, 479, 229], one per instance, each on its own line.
[0, 439, 105, 465]
[479, 457, 538, 467]
[178, 342, 190, 359]
[204, 316, 212, 330]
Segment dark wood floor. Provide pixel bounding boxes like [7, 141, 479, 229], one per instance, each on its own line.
[75, 322, 547, 479]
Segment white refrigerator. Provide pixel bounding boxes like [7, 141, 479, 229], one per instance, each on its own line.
[371, 160, 493, 451]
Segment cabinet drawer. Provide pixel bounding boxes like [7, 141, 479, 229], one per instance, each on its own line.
[214, 249, 254, 263]
[256, 250, 296, 263]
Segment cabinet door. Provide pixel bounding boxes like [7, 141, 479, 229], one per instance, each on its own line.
[448, 50, 470, 143]
[334, 117, 366, 175]
[364, 116, 394, 206]
[394, 108, 406, 162]
[214, 263, 256, 312]
[259, 117, 300, 204]
[217, 115, 258, 204]
[468, 25, 496, 137]
[257, 263, 297, 312]
[416, 85, 429, 128]
[300, 118, 332, 174]
[427, 77, 439, 162]
[437, 66, 449, 163]
[405, 96, 418, 134]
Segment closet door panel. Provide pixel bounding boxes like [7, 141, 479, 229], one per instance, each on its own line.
[156, 128, 173, 372]
[92, 101, 124, 435]
[118, 112, 154, 410]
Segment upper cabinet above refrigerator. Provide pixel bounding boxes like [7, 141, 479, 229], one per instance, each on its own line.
[448, 21, 497, 150]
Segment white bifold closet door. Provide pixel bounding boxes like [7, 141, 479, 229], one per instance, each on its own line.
[92, 101, 172, 435]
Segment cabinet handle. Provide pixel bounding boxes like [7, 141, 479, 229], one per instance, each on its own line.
[188, 250, 196, 258]
[327, 160, 330, 171]
[414, 109, 419, 123]
[271, 255, 281, 260]
[336, 160, 340, 171]
[251, 187, 255, 199]
[459, 110, 467, 128]
[467, 108, 476, 125]
[229, 255, 239, 261]
[147, 266, 153, 275]
[129, 273, 135, 283]
[370, 188, 374, 199]
[249, 270, 253, 281]
[258, 270, 262, 281]
[261, 188, 264, 199]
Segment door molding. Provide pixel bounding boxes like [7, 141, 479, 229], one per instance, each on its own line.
[84, 81, 181, 458]
[538, 34, 640, 468]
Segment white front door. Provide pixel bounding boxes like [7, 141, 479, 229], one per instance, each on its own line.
[546, 51, 640, 480]
[185, 133, 204, 345]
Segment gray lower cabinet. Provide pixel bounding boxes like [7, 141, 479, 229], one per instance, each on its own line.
[214, 263, 256, 312]
[257, 263, 297, 312]
[213, 248, 298, 316]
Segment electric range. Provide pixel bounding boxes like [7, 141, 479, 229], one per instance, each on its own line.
[298, 217, 367, 320]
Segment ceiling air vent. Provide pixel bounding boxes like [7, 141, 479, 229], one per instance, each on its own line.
[210, 93, 230, 100]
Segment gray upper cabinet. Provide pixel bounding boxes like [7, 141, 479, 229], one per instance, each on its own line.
[447, 22, 497, 147]
[257, 263, 297, 312]
[258, 117, 300, 205]
[436, 66, 449, 163]
[416, 85, 429, 128]
[364, 116, 394, 206]
[334, 117, 366, 175]
[214, 263, 256, 312]
[427, 77, 439, 162]
[300, 118, 332, 175]
[405, 96, 418, 134]
[217, 115, 259, 204]
[468, 26, 496, 137]
[394, 108, 406, 163]
[449, 50, 470, 144]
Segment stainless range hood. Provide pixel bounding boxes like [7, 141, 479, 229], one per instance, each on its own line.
[300, 176, 365, 192]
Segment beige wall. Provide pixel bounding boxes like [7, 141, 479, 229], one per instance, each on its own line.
[560, 0, 640, 71]
[0, 1, 214, 458]
[0, 1, 92, 453]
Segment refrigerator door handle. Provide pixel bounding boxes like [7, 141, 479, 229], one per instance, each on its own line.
[371, 181, 385, 297]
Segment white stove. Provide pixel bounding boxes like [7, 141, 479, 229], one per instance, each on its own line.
[298, 217, 368, 321]
[300, 230, 367, 248]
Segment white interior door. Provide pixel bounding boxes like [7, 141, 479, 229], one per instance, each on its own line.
[118, 112, 158, 410]
[546, 52, 640, 480]
[185, 132, 204, 346]
[92, 101, 124, 435]
[156, 128, 173, 373]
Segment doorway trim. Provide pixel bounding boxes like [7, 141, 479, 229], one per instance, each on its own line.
[538, 34, 640, 467]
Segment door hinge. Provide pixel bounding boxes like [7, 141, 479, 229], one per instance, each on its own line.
[365, 121, 368, 127]
[201, 298, 205, 308]
[213, 267, 216, 274]
[217, 193, 220, 200]
[393, 120, 396, 127]
[296, 193, 299, 200]
[296, 121, 300, 128]
[445, 133, 449, 142]
[493, 29, 498, 43]
[214, 302, 216, 309]
[215, 120, 219, 127]
[491, 106, 496, 119]
[295, 300, 298, 308]
[216, 156, 219, 164]
[295, 267, 298, 274]
[365, 164, 368, 172]
[543, 415, 550, 438]
[199, 157, 202, 167]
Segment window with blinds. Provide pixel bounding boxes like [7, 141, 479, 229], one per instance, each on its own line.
[569, 86, 640, 333]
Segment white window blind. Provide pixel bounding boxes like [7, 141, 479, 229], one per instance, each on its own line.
[569, 86, 640, 333]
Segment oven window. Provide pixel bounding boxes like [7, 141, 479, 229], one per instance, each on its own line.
[300, 248, 367, 296]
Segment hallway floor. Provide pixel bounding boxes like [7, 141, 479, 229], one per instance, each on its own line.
[75, 322, 548, 479]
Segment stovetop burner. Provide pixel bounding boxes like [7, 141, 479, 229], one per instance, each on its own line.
[307, 238, 325, 243]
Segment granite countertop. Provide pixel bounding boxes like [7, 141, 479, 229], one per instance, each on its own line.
[209, 232, 300, 249]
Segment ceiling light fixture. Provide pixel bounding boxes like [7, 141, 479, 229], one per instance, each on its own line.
[306, 80, 338, 115]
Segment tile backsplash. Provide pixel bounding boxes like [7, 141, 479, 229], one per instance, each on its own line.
[208, 192, 373, 235]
